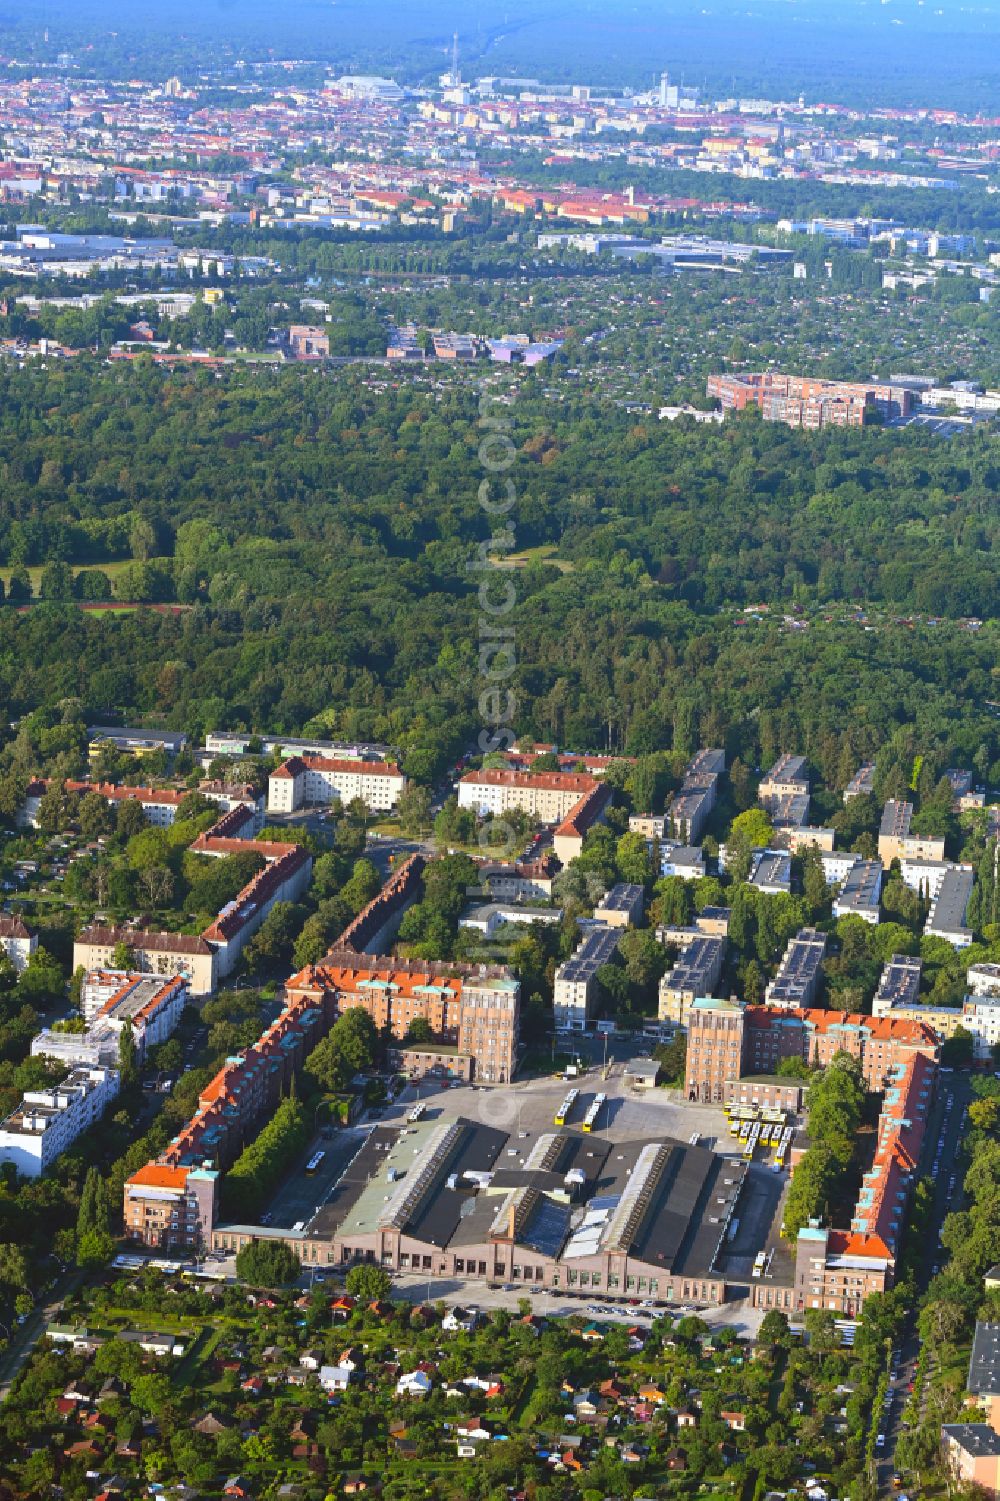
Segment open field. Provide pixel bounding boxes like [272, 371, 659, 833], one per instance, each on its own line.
[0, 556, 170, 591]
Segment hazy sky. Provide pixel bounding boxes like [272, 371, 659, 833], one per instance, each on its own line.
[16, 0, 1000, 107]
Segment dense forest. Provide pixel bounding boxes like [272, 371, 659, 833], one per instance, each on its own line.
[0, 358, 996, 783]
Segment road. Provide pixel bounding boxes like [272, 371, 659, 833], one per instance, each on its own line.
[0, 1269, 83, 1403]
[875, 1072, 970, 1495]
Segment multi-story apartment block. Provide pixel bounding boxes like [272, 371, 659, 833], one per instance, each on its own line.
[764, 929, 827, 1007]
[871, 954, 922, 1015]
[789, 1050, 935, 1317]
[34, 974, 187, 1068]
[594, 883, 645, 929]
[74, 927, 218, 996]
[898, 854, 954, 897]
[758, 753, 809, 805]
[968, 964, 1000, 999]
[878, 799, 947, 863]
[926, 865, 975, 948]
[832, 859, 882, 924]
[269, 755, 406, 813]
[821, 850, 862, 886]
[843, 762, 876, 801]
[685, 996, 937, 1104]
[458, 768, 595, 824]
[287, 958, 520, 1082]
[659, 841, 707, 879]
[124, 1164, 220, 1252]
[708, 372, 912, 429]
[0, 914, 37, 971]
[457, 767, 612, 866]
[747, 848, 792, 895]
[963, 995, 1000, 1063]
[658, 936, 726, 1026]
[0, 1066, 119, 1178]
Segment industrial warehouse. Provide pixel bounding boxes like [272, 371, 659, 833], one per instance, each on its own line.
[210, 1109, 748, 1308]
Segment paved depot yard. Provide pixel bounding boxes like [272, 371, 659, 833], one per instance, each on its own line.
[392, 1064, 733, 1147]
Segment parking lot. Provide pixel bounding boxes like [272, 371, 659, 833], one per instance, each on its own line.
[385, 1066, 733, 1148]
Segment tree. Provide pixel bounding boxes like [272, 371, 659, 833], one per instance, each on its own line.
[615, 830, 653, 886]
[941, 1025, 974, 1068]
[654, 1031, 687, 1084]
[6, 565, 31, 603]
[758, 1308, 791, 1348]
[406, 1016, 434, 1044]
[235, 1239, 301, 1286]
[77, 1227, 115, 1269]
[729, 807, 775, 848]
[968, 1097, 1000, 1133]
[396, 784, 432, 837]
[345, 1263, 392, 1302]
[78, 790, 114, 839]
[16, 946, 65, 1006]
[118, 1021, 139, 1089]
[112, 941, 136, 970]
[38, 560, 74, 601]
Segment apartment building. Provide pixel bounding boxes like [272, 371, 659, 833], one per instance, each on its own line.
[878, 799, 947, 863]
[202, 845, 312, 977]
[871, 954, 922, 1015]
[123, 1164, 220, 1252]
[659, 841, 707, 879]
[708, 372, 912, 429]
[941, 1426, 1000, 1499]
[33, 974, 187, 1070]
[786, 825, 835, 853]
[747, 849, 792, 895]
[968, 964, 1000, 998]
[809, 1045, 934, 1316]
[685, 996, 937, 1104]
[268, 755, 406, 813]
[19, 779, 186, 829]
[552, 781, 613, 865]
[656, 748, 726, 845]
[765, 929, 827, 1007]
[962, 994, 1000, 1063]
[832, 859, 882, 924]
[0, 1066, 119, 1178]
[0, 914, 37, 971]
[553, 925, 623, 1032]
[458, 768, 596, 824]
[821, 850, 862, 886]
[125, 988, 334, 1247]
[594, 883, 645, 929]
[899, 854, 954, 897]
[658, 936, 726, 1027]
[287, 958, 520, 1082]
[74, 927, 218, 996]
[758, 754, 809, 805]
[843, 762, 876, 801]
[926, 865, 975, 948]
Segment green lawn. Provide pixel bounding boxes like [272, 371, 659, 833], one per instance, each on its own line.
[0, 557, 169, 592]
[488, 543, 575, 573]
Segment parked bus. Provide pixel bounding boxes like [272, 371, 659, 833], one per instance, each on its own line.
[582, 1093, 606, 1132]
[407, 1102, 427, 1124]
[554, 1088, 580, 1127]
[305, 1150, 326, 1175]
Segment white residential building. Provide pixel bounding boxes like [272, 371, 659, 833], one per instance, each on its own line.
[268, 755, 406, 813]
[0, 915, 37, 972]
[961, 994, 1000, 1063]
[553, 924, 622, 1031]
[821, 850, 861, 887]
[0, 1066, 119, 1178]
